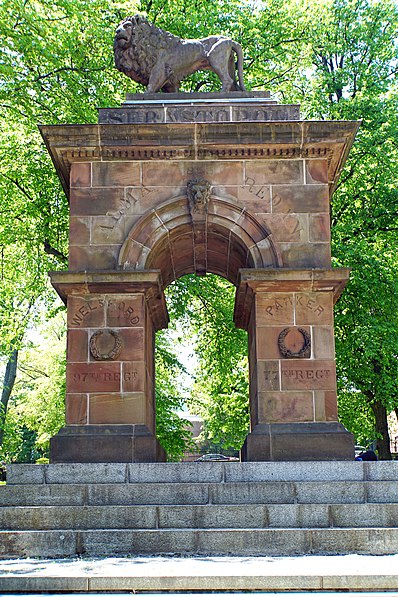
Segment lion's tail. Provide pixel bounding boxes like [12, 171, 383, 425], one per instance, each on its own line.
[231, 41, 246, 91]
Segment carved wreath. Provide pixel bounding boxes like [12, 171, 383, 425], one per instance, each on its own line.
[89, 329, 122, 361]
[278, 327, 311, 359]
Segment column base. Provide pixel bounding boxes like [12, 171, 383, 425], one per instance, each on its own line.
[241, 422, 354, 461]
[50, 425, 166, 463]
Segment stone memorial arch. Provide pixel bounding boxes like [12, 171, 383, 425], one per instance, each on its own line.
[41, 92, 358, 462]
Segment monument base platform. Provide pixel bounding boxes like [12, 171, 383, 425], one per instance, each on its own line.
[241, 422, 354, 461]
[50, 425, 166, 463]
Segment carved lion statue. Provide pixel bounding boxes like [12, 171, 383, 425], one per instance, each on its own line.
[114, 15, 246, 93]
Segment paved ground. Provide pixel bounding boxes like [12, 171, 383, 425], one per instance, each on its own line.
[1, 554, 398, 593]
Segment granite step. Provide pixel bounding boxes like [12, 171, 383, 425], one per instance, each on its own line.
[1, 503, 398, 531]
[7, 461, 398, 485]
[2, 554, 398, 594]
[1, 527, 398, 558]
[1, 480, 397, 506]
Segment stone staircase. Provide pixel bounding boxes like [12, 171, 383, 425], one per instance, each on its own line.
[1, 461, 398, 558]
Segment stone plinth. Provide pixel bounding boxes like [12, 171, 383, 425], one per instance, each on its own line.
[41, 92, 359, 462]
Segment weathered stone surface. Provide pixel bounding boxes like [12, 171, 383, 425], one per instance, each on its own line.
[45, 463, 128, 484]
[92, 162, 140, 187]
[88, 483, 210, 505]
[99, 103, 300, 125]
[70, 162, 91, 187]
[246, 161, 303, 185]
[65, 393, 88, 424]
[0, 530, 77, 558]
[258, 391, 314, 423]
[128, 462, 224, 483]
[89, 392, 146, 425]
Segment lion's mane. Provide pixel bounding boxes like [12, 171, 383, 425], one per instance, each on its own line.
[114, 15, 181, 87]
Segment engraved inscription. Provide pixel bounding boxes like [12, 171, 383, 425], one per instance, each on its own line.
[70, 299, 104, 327]
[100, 194, 132, 235]
[244, 176, 268, 200]
[107, 300, 140, 325]
[99, 108, 163, 124]
[283, 368, 331, 381]
[73, 370, 136, 383]
[296, 295, 324, 316]
[167, 107, 229, 123]
[264, 297, 293, 317]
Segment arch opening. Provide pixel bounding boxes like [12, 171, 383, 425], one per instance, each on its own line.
[155, 273, 249, 460]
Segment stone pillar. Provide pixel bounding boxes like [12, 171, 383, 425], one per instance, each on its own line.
[49, 271, 168, 463]
[234, 269, 354, 461]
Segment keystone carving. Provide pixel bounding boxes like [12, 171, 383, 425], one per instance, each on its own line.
[187, 179, 211, 215]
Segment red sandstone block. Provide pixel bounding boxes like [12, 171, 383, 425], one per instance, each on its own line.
[257, 360, 280, 392]
[65, 394, 88, 424]
[67, 329, 89, 362]
[69, 217, 90, 246]
[88, 328, 145, 362]
[281, 360, 336, 391]
[246, 161, 303, 185]
[68, 245, 119, 271]
[92, 162, 140, 187]
[257, 326, 311, 360]
[313, 326, 335, 359]
[70, 188, 125, 217]
[295, 292, 334, 325]
[306, 159, 328, 184]
[106, 295, 144, 328]
[256, 293, 294, 326]
[122, 361, 145, 392]
[257, 213, 309, 243]
[310, 213, 331, 242]
[279, 242, 331, 268]
[70, 163, 91, 188]
[90, 216, 127, 245]
[142, 162, 186, 187]
[67, 296, 106, 328]
[272, 185, 329, 214]
[314, 390, 338, 421]
[88, 392, 146, 424]
[66, 362, 121, 394]
[258, 391, 314, 423]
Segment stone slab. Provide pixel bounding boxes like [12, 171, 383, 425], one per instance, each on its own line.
[128, 462, 224, 483]
[99, 103, 301, 125]
[224, 461, 364, 483]
[10, 461, 398, 485]
[1, 554, 398, 593]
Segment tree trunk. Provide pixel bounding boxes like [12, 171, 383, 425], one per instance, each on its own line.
[370, 399, 392, 460]
[0, 349, 18, 447]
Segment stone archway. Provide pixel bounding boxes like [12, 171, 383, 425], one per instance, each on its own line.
[119, 194, 282, 285]
[44, 92, 358, 462]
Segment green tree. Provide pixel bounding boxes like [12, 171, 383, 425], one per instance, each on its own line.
[164, 275, 249, 450]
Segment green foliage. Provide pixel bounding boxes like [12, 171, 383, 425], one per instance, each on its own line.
[155, 333, 196, 460]
[0, 313, 66, 461]
[164, 275, 249, 450]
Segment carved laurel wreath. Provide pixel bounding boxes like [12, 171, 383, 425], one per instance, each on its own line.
[89, 329, 122, 361]
[278, 327, 311, 359]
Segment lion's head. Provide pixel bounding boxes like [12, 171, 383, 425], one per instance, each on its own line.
[114, 15, 179, 88]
